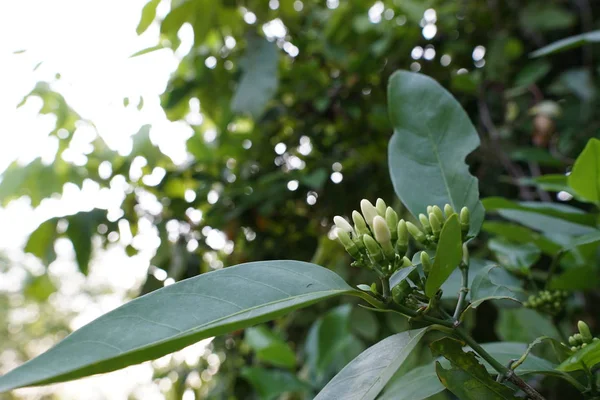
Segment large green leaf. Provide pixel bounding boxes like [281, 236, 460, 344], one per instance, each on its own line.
[314, 328, 428, 400]
[425, 215, 463, 297]
[0, 261, 354, 392]
[568, 138, 600, 204]
[379, 364, 443, 400]
[24, 219, 58, 265]
[381, 341, 560, 400]
[240, 367, 311, 400]
[305, 304, 364, 387]
[482, 197, 595, 227]
[136, 0, 160, 35]
[488, 238, 540, 274]
[557, 340, 600, 372]
[432, 338, 519, 400]
[231, 37, 279, 119]
[469, 265, 525, 309]
[245, 325, 296, 369]
[387, 70, 484, 236]
[531, 30, 600, 58]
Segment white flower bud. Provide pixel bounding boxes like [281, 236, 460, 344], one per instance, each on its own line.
[334, 216, 355, 234]
[360, 199, 379, 228]
[373, 216, 391, 244]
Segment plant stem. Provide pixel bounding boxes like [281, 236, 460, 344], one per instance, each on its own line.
[392, 303, 455, 328]
[454, 327, 547, 400]
[453, 261, 469, 321]
[545, 250, 566, 289]
[381, 277, 391, 301]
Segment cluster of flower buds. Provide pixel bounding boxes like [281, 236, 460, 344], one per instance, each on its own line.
[405, 204, 470, 248]
[567, 321, 597, 352]
[523, 290, 568, 316]
[334, 198, 411, 277]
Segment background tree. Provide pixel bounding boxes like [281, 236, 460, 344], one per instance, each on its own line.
[1, 0, 599, 399]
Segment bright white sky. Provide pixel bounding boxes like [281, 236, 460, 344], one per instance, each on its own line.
[0, 1, 211, 399]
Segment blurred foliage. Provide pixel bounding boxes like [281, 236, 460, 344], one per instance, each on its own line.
[2, 0, 600, 399]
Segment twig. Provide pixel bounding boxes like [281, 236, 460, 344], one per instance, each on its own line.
[453, 262, 470, 322]
[454, 328, 547, 400]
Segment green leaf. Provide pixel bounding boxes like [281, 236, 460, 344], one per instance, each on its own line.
[387, 70, 484, 236]
[350, 307, 379, 341]
[557, 340, 600, 372]
[549, 265, 600, 290]
[240, 367, 311, 400]
[245, 326, 296, 369]
[129, 44, 166, 58]
[381, 341, 558, 400]
[379, 364, 443, 400]
[469, 265, 524, 309]
[568, 138, 600, 204]
[488, 238, 540, 273]
[531, 30, 600, 58]
[25, 219, 58, 265]
[136, 0, 160, 35]
[482, 197, 595, 227]
[496, 308, 561, 343]
[304, 304, 364, 386]
[432, 338, 519, 400]
[0, 261, 354, 392]
[314, 328, 429, 400]
[425, 214, 463, 297]
[482, 222, 561, 256]
[231, 37, 279, 119]
[390, 265, 417, 289]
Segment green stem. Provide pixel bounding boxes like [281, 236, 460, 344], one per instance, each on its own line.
[545, 250, 566, 289]
[453, 261, 469, 321]
[392, 303, 455, 328]
[381, 277, 391, 301]
[454, 327, 546, 400]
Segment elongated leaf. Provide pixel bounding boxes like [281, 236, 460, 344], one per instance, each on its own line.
[240, 367, 311, 400]
[568, 138, 600, 204]
[488, 238, 540, 273]
[557, 340, 600, 372]
[482, 197, 595, 227]
[390, 265, 417, 289]
[136, 0, 160, 35]
[379, 364, 443, 400]
[231, 37, 279, 119]
[531, 30, 600, 58]
[387, 70, 484, 236]
[0, 261, 354, 392]
[469, 265, 524, 309]
[432, 338, 519, 400]
[314, 328, 428, 400]
[245, 326, 296, 369]
[482, 222, 561, 256]
[381, 341, 560, 400]
[425, 215, 463, 297]
[305, 305, 364, 386]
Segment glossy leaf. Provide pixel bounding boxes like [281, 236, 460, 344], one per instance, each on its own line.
[568, 138, 600, 204]
[231, 37, 279, 119]
[425, 215, 463, 297]
[531, 30, 600, 58]
[387, 70, 484, 236]
[488, 238, 540, 273]
[245, 325, 296, 369]
[557, 340, 600, 372]
[240, 367, 311, 400]
[390, 265, 417, 289]
[482, 222, 561, 256]
[469, 265, 524, 309]
[0, 261, 354, 392]
[379, 364, 443, 400]
[432, 338, 518, 400]
[381, 341, 560, 400]
[314, 328, 428, 400]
